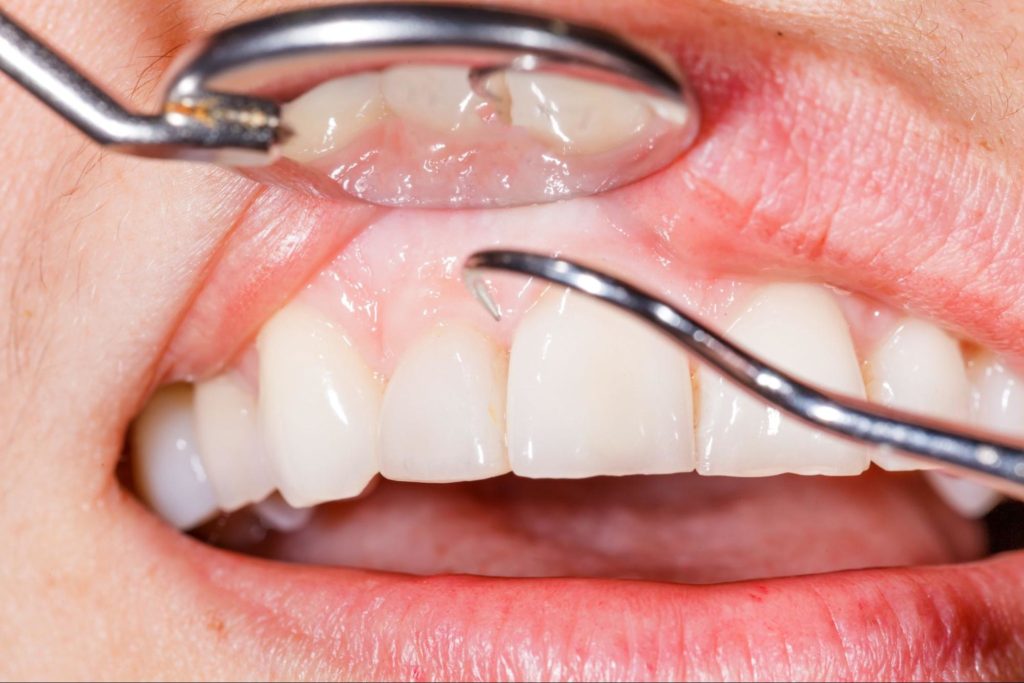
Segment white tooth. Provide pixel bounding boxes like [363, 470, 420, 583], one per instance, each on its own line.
[507, 288, 694, 478]
[380, 324, 509, 483]
[279, 73, 388, 163]
[380, 65, 487, 133]
[865, 319, 969, 471]
[257, 302, 381, 507]
[193, 374, 275, 512]
[697, 283, 869, 477]
[131, 384, 219, 530]
[967, 352, 1024, 438]
[253, 494, 315, 533]
[506, 72, 652, 154]
[940, 351, 1024, 511]
[925, 471, 1002, 519]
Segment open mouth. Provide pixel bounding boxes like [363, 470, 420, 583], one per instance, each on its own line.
[56, 0, 1024, 679]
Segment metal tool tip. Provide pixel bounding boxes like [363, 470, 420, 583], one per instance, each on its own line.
[462, 266, 503, 321]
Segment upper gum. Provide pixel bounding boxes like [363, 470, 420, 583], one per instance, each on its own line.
[218, 196, 921, 389]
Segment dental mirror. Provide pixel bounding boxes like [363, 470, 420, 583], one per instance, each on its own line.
[0, 3, 700, 209]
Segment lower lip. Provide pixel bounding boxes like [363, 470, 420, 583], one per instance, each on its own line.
[189, 538, 1023, 679]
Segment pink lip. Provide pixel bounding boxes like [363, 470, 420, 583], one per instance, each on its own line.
[193, 540, 1023, 680]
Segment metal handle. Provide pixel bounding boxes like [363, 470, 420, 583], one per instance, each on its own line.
[0, 9, 278, 160]
[0, 9, 168, 145]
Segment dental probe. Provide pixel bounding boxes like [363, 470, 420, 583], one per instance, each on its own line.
[464, 250, 1024, 499]
[0, 3, 691, 164]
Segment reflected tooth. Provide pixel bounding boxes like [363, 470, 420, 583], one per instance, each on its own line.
[865, 319, 969, 471]
[507, 72, 652, 154]
[131, 384, 218, 530]
[193, 374, 274, 512]
[279, 73, 388, 163]
[380, 65, 488, 133]
[925, 471, 1002, 519]
[507, 288, 694, 478]
[258, 302, 381, 507]
[646, 94, 691, 126]
[697, 283, 869, 477]
[380, 324, 509, 483]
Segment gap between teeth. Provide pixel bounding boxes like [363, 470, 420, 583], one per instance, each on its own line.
[131, 282, 1021, 529]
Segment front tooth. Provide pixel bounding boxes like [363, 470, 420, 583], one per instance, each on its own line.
[865, 319, 969, 471]
[380, 65, 488, 134]
[193, 373, 274, 512]
[507, 287, 694, 478]
[279, 73, 388, 163]
[697, 283, 869, 477]
[131, 384, 219, 530]
[506, 72, 652, 154]
[257, 302, 381, 507]
[380, 324, 510, 483]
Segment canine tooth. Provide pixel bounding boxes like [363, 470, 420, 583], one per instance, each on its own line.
[258, 302, 381, 507]
[131, 384, 219, 530]
[193, 374, 274, 512]
[279, 73, 388, 163]
[925, 471, 1002, 519]
[697, 283, 869, 477]
[507, 287, 694, 478]
[506, 72, 652, 154]
[380, 324, 509, 483]
[865, 319, 969, 471]
[380, 65, 488, 133]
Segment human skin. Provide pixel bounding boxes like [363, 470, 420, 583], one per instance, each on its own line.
[2, 0, 1024, 680]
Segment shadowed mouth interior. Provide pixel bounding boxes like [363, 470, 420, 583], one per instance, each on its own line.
[190, 474, 1024, 585]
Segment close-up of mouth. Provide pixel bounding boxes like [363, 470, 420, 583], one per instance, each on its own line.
[5, 0, 1024, 680]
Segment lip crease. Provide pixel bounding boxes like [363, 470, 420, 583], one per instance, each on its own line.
[130, 2, 1024, 680]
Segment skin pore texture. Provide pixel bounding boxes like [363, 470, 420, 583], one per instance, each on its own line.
[3, 0, 1024, 680]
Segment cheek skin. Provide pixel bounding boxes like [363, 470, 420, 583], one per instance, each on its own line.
[0, 0, 1023, 679]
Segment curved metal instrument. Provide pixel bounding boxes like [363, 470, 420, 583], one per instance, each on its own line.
[464, 250, 1024, 499]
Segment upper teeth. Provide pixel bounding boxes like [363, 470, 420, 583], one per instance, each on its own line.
[379, 323, 510, 483]
[132, 281, 1018, 529]
[193, 373, 274, 512]
[697, 283, 869, 477]
[864, 318, 970, 471]
[507, 287, 695, 478]
[131, 384, 218, 530]
[256, 302, 381, 508]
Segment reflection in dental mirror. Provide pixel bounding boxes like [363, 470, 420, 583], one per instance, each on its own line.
[273, 64, 698, 208]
